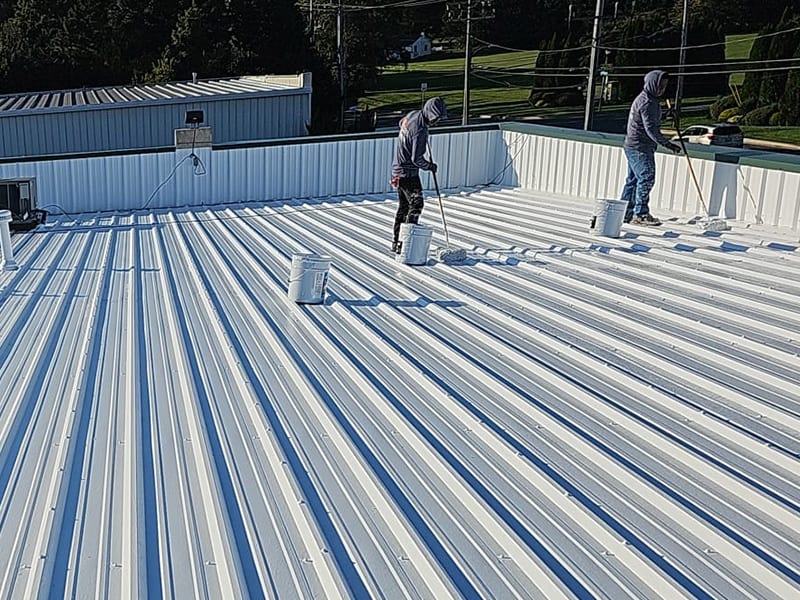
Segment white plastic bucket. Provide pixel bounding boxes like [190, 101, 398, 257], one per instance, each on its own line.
[288, 253, 331, 304]
[396, 223, 433, 265]
[590, 198, 627, 238]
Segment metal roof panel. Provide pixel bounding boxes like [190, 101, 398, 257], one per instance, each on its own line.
[1, 187, 798, 598]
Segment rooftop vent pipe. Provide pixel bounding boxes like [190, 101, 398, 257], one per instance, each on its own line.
[0, 209, 18, 270]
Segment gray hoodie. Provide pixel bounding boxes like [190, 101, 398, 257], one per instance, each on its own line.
[391, 97, 447, 179]
[624, 70, 671, 152]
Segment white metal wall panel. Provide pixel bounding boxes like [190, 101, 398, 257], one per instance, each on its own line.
[4, 125, 800, 230]
[502, 129, 800, 232]
[0, 93, 312, 158]
[0, 128, 506, 214]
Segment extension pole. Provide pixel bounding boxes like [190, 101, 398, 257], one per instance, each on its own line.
[428, 143, 451, 247]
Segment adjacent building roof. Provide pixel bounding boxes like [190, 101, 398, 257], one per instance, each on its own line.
[0, 187, 798, 598]
[0, 75, 308, 115]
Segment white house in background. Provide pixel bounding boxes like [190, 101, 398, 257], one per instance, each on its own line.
[405, 32, 432, 59]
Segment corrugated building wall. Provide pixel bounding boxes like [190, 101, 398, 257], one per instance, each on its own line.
[0, 74, 312, 158]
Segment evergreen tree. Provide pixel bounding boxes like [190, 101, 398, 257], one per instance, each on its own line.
[0, 0, 110, 92]
[741, 24, 774, 104]
[779, 39, 800, 124]
[758, 10, 800, 106]
[106, 0, 183, 82]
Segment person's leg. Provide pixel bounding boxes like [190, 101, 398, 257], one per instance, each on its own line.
[632, 150, 656, 217]
[405, 176, 424, 225]
[393, 182, 410, 250]
[621, 148, 639, 223]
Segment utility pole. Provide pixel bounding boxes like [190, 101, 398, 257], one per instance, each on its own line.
[674, 0, 689, 117]
[462, 1, 472, 125]
[309, 0, 315, 44]
[446, 1, 495, 127]
[583, 0, 605, 130]
[337, 0, 346, 132]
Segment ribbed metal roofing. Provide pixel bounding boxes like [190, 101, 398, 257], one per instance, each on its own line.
[0, 76, 301, 114]
[0, 188, 798, 598]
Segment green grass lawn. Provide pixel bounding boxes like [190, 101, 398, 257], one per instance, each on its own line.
[361, 50, 539, 118]
[725, 33, 755, 86]
[362, 44, 800, 147]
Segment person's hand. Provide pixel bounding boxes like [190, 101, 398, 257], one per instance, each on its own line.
[429, 162, 438, 174]
[666, 141, 682, 154]
[390, 175, 400, 188]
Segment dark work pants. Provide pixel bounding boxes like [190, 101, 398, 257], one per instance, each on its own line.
[393, 175, 424, 243]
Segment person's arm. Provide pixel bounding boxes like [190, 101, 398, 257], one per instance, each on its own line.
[641, 102, 671, 147]
[642, 103, 681, 153]
[411, 128, 435, 171]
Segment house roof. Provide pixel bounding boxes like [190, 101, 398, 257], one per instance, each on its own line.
[0, 75, 306, 115]
[0, 187, 798, 598]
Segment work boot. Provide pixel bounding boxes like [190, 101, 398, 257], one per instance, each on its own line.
[631, 214, 661, 226]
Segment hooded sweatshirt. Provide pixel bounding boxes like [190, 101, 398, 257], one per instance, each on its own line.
[624, 70, 671, 152]
[391, 97, 448, 179]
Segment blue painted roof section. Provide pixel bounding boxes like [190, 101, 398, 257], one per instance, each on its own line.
[0, 187, 798, 598]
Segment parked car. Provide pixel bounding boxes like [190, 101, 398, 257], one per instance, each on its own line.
[671, 124, 744, 148]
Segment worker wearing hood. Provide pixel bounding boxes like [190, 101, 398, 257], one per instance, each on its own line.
[390, 96, 447, 253]
[620, 70, 681, 226]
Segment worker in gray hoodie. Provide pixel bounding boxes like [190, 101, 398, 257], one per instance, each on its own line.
[390, 96, 447, 253]
[620, 70, 681, 226]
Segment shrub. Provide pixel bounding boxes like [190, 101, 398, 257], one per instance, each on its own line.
[728, 114, 743, 123]
[709, 95, 737, 120]
[742, 105, 776, 125]
[555, 90, 583, 106]
[769, 111, 784, 126]
[718, 107, 742, 122]
[742, 97, 757, 112]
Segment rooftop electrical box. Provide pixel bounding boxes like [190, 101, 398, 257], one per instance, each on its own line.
[0, 178, 45, 230]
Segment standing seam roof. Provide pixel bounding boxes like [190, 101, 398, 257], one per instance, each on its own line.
[0, 76, 302, 114]
[0, 187, 798, 598]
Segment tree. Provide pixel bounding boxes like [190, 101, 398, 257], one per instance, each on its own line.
[106, 0, 183, 82]
[758, 9, 800, 106]
[779, 39, 800, 124]
[740, 23, 774, 104]
[0, 0, 111, 92]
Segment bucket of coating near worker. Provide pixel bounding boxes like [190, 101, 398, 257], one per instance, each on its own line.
[288, 253, 331, 304]
[590, 198, 627, 238]
[396, 223, 433, 265]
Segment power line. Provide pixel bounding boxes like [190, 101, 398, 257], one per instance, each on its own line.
[610, 64, 800, 77]
[471, 72, 532, 89]
[601, 25, 800, 52]
[296, 0, 445, 11]
[610, 56, 800, 71]
[475, 24, 800, 58]
[473, 37, 589, 54]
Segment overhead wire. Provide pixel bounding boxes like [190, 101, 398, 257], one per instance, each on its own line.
[474, 25, 800, 58]
[600, 25, 800, 52]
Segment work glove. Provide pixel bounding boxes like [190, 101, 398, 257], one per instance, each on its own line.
[666, 141, 682, 154]
[429, 162, 438, 174]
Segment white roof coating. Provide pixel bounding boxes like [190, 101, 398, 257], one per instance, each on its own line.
[0, 187, 799, 599]
[0, 76, 304, 114]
